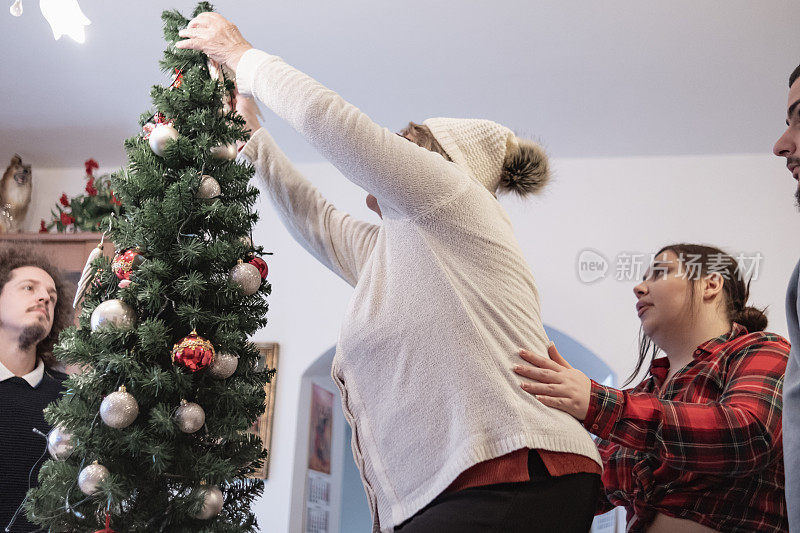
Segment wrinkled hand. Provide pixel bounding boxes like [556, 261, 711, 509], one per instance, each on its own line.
[175, 12, 252, 72]
[513, 343, 591, 421]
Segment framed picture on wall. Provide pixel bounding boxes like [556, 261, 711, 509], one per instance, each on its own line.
[308, 383, 334, 474]
[249, 342, 279, 479]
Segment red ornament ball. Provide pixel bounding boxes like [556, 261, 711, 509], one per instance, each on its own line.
[172, 330, 215, 373]
[112, 249, 144, 280]
[248, 257, 268, 280]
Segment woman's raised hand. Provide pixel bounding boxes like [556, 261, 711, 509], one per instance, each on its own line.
[176, 12, 252, 72]
[513, 343, 592, 421]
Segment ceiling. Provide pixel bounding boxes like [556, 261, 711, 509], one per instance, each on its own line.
[2, 0, 798, 168]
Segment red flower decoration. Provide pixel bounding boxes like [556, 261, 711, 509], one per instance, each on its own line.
[86, 177, 98, 196]
[110, 190, 122, 206]
[60, 212, 74, 226]
[84, 158, 99, 176]
[249, 257, 269, 280]
[59, 193, 69, 207]
[39, 219, 48, 233]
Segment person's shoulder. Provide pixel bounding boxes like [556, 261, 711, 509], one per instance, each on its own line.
[729, 330, 790, 357]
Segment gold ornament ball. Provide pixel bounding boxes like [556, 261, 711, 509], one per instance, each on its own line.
[196, 174, 221, 201]
[193, 485, 224, 519]
[100, 386, 139, 429]
[175, 400, 205, 433]
[90, 299, 136, 332]
[229, 261, 261, 296]
[149, 124, 179, 157]
[210, 142, 237, 161]
[208, 352, 238, 379]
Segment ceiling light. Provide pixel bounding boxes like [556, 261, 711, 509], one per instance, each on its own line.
[8, 0, 91, 43]
[39, 0, 91, 43]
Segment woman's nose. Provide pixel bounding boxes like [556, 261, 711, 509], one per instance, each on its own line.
[633, 282, 647, 297]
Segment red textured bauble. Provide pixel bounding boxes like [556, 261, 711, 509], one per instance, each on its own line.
[172, 330, 215, 373]
[248, 257, 268, 280]
[112, 249, 145, 280]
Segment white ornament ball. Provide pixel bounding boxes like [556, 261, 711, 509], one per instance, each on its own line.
[78, 462, 109, 495]
[207, 352, 238, 379]
[47, 425, 75, 460]
[209, 142, 237, 161]
[100, 386, 139, 429]
[175, 400, 205, 433]
[229, 261, 261, 296]
[90, 299, 136, 332]
[149, 124, 179, 157]
[196, 175, 221, 201]
[193, 485, 224, 520]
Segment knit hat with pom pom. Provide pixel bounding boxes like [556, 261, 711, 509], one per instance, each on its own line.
[423, 118, 550, 197]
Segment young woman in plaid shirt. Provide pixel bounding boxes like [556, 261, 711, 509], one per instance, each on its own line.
[515, 243, 789, 532]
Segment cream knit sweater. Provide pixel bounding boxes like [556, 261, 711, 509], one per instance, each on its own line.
[237, 49, 601, 532]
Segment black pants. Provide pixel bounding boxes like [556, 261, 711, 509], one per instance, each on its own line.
[395, 450, 601, 533]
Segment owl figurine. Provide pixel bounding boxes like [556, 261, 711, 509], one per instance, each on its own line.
[0, 155, 33, 232]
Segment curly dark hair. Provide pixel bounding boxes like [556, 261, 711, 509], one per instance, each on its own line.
[0, 246, 74, 367]
[790, 63, 800, 87]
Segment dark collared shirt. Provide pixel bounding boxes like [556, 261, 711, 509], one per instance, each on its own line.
[0, 366, 66, 532]
[584, 323, 789, 532]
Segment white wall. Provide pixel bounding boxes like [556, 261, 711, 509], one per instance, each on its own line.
[20, 152, 798, 532]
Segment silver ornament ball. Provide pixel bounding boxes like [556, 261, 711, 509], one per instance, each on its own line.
[175, 401, 205, 433]
[193, 485, 224, 520]
[229, 262, 261, 296]
[100, 386, 139, 429]
[208, 352, 238, 379]
[78, 462, 109, 495]
[90, 299, 136, 332]
[149, 124, 179, 157]
[196, 174, 221, 201]
[47, 425, 75, 460]
[209, 142, 237, 161]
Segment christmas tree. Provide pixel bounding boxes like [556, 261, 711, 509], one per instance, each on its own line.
[26, 3, 273, 531]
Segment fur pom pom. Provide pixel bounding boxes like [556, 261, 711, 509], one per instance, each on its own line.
[499, 139, 550, 196]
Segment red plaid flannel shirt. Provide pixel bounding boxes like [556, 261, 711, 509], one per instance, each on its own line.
[584, 324, 789, 532]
